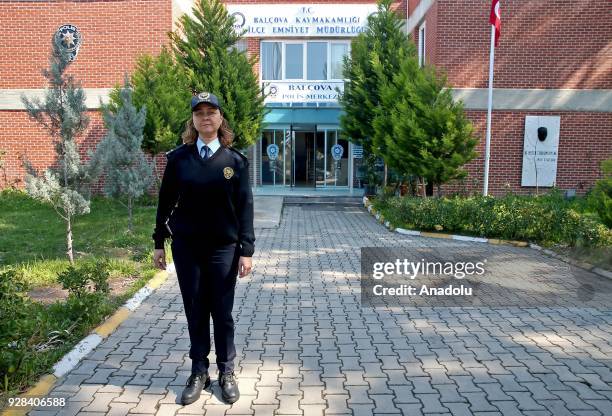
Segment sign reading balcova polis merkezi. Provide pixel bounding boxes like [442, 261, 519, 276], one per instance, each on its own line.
[226, 4, 378, 37]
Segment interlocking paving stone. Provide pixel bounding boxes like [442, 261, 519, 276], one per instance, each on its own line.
[323, 394, 350, 414]
[28, 205, 612, 415]
[80, 392, 120, 413]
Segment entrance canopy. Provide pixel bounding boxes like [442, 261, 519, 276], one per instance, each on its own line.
[263, 106, 343, 126]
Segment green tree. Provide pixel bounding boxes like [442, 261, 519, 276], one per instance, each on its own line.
[378, 60, 478, 195]
[170, 0, 266, 150]
[89, 77, 154, 232]
[21, 37, 91, 264]
[107, 47, 191, 187]
[374, 55, 425, 192]
[419, 69, 478, 194]
[339, 0, 411, 158]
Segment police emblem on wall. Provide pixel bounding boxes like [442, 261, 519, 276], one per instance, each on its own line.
[231, 12, 246, 30]
[54, 24, 82, 61]
[262, 83, 278, 98]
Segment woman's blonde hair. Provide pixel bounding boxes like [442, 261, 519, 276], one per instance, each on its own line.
[181, 113, 234, 147]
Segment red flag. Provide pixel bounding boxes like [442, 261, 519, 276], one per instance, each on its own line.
[490, 0, 501, 47]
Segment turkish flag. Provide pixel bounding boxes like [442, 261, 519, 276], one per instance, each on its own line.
[490, 0, 501, 47]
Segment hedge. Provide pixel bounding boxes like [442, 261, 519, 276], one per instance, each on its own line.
[373, 193, 611, 248]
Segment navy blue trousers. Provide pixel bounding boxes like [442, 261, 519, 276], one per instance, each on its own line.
[171, 237, 240, 375]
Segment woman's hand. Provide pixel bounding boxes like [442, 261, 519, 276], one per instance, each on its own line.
[153, 249, 167, 270]
[238, 256, 252, 278]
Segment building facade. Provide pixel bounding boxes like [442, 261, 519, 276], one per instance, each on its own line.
[210, 0, 407, 191]
[409, 0, 611, 195]
[0, 0, 173, 192]
[0, 1, 610, 195]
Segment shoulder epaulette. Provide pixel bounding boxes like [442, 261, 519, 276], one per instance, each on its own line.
[228, 146, 248, 162]
[165, 143, 187, 157]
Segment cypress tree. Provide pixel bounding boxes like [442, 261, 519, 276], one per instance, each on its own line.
[419, 69, 478, 194]
[341, 0, 477, 195]
[375, 55, 428, 186]
[170, 0, 266, 150]
[379, 60, 478, 195]
[339, 0, 411, 157]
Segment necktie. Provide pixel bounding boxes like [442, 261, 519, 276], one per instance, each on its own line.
[200, 145, 210, 159]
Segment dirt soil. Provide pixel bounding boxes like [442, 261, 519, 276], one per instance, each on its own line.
[27, 275, 139, 305]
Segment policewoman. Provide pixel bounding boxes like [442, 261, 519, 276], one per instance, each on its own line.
[152, 92, 254, 405]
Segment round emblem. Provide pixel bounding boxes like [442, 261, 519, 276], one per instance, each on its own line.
[198, 92, 210, 100]
[331, 144, 344, 161]
[267, 144, 279, 161]
[223, 167, 234, 179]
[231, 12, 246, 29]
[54, 24, 82, 61]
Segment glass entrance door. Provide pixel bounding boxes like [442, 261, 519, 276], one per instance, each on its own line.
[261, 126, 350, 188]
[293, 131, 316, 187]
[319, 129, 349, 187]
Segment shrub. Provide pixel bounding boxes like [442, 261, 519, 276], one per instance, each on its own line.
[1, 266, 114, 397]
[0, 268, 34, 389]
[373, 194, 611, 247]
[589, 159, 612, 228]
[57, 259, 111, 297]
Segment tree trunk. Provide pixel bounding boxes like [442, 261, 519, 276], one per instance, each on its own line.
[66, 215, 74, 264]
[128, 195, 133, 233]
[61, 137, 75, 264]
[383, 163, 388, 187]
[393, 179, 402, 196]
[420, 177, 427, 198]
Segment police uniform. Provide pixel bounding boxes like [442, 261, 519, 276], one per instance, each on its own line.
[152, 135, 255, 378]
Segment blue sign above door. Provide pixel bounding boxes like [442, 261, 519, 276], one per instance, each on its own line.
[264, 107, 342, 125]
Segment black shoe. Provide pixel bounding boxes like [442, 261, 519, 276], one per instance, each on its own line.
[181, 373, 211, 405]
[218, 371, 240, 404]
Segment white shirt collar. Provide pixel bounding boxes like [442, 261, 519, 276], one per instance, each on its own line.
[196, 137, 220, 156]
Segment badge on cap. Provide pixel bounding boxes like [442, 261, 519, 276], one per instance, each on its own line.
[198, 92, 210, 100]
[223, 167, 234, 179]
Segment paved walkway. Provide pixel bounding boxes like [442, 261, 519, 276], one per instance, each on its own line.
[253, 196, 283, 229]
[30, 204, 612, 415]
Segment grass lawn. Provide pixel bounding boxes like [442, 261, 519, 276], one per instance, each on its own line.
[0, 189, 172, 406]
[0, 189, 173, 280]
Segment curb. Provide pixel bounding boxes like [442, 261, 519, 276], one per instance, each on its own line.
[363, 196, 611, 280]
[1, 266, 172, 416]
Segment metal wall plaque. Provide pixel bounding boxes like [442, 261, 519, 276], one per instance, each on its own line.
[54, 24, 82, 61]
[521, 116, 560, 187]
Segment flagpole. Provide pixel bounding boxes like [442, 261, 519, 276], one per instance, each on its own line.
[483, 23, 495, 196]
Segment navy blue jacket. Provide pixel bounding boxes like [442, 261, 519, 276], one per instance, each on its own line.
[152, 143, 255, 256]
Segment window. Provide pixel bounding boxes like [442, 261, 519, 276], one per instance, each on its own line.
[232, 39, 248, 53]
[261, 42, 282, 80]
[330, 43, 348, 79]
[261, 40, 349, 81]
[307, 42, 327, 80]
[285, 43, 303, 79]
[418, 22, 426, 67]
